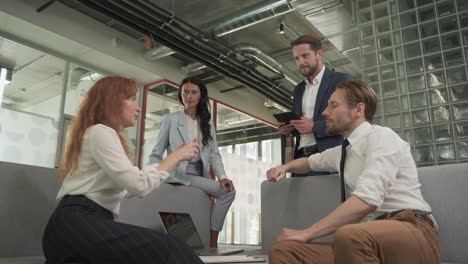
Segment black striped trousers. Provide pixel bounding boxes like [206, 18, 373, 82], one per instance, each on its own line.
[42, 195, 203, 264]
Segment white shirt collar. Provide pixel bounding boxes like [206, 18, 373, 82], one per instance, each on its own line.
[346, 121, 371, 147]
[305, 66, 325, 86]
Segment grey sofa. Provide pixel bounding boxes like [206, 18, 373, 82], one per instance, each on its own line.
[0, 162, 211, 263]
[261, 163, 468, 264]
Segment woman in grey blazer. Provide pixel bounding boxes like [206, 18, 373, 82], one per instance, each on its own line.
[149, 77, 236, 248]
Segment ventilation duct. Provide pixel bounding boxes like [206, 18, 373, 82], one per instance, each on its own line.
[71, 0, 293, 109]
[69, 68, 88, 89]
[232, 43, 300, 86]
[0, 66, 12, 103]
[145, 0, 293, 62]
[144, 45, 175, 61]
[69, 68, 103, 91]
[181, 44, 300, 86]
[291, 0, 361, 74]
[209, 0, 294, 37]
[180, 62, 206, 75]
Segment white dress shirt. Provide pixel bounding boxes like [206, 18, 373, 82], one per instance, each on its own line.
[299, 66, 325, 149]
[308, 122, 431, 220]
[57, 124, 169, 218]
[185, 114, 201, 162]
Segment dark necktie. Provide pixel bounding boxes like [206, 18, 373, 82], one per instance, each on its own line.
[340, 139, 350, 203]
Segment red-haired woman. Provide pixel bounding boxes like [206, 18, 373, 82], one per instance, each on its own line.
[42, 76, 203, 264]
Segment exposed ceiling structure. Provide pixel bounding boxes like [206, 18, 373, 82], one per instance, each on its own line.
[52, 0, 362, 111]
[0, 0, 363, 122]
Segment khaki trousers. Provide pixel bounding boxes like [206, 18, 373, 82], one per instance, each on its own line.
[269, 210, 441, 264]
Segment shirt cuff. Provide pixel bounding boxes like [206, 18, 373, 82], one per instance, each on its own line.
[217, 174, 227, 181]
[143, 164, 169, 181]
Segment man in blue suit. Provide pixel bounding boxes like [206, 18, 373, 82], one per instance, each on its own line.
[278, 35, 353, 176]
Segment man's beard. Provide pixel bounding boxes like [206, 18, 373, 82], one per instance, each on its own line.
[325, 118, 353, 136]
[301, 65, 317, 78]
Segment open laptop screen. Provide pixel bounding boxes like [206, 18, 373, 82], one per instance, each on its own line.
[159, 212, 205, 249]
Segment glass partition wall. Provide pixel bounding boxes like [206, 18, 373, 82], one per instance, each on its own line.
[358, 0, 468, 166]
[216, 103, 281, 245]
[0, 36, 139, 168]
[0, 37, 65, 167]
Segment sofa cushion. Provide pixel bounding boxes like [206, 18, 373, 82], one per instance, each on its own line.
[119, 183, 212, 247]
[1, 161, 212, 259]
[418, 164, 468, 264]
[0, 163, 60, 257]
[261, 163, 468, 263]
[261, 175, 341, 252]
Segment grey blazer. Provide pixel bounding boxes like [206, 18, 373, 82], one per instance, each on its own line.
[148, 111, 227, 185]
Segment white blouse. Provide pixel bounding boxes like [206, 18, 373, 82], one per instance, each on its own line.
[185, 114, 201, 162]
[56, 124, 168, 217]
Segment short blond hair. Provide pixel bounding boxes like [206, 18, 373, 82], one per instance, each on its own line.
[337, 80, 378, 122]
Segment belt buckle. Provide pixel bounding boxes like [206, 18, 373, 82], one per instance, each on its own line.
[414, 214, 434, 228]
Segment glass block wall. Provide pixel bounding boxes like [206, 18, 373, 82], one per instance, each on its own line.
[357, 0, 468, 166]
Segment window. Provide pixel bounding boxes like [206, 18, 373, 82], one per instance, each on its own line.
[0, 38, 65, 168]
[140, 81, 182, 166]
[216, 103, 281, 245]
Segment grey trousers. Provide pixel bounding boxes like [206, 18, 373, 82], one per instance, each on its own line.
[190, 176, 236, 231]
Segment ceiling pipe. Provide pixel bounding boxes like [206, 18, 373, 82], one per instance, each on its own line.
[73, 0, 293, 108]
[142, 0, 298, 88]
[232, 43, 300, 85]
[145, 0, 294, 60]
[36, 0, 59, 13]
[209, 0, 294, 37]
[146, 0, 294, 62]
[181, 43, 300, 86]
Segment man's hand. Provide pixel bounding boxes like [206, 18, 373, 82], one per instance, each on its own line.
[290, 117, 314, 134]
[278, 122, 294, 136]
[276, 228, 309, 243]
[220, 179, 234, 192]
[267, 165, 287, 182]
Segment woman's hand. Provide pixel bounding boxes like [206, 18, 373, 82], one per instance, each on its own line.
[175, 138, 201, 161]
[157, 139, 200, 173]
[220, 179, 234, 192]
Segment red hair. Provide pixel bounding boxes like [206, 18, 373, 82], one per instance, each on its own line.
[59, 75, 138, 181]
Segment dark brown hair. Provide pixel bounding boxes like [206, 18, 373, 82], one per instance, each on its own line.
[290, 35, 322, 51]
[336, 80, 378, 122]
[178, 77, 212, 146]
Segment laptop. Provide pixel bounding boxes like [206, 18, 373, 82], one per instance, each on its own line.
[158, 212, 244, 256]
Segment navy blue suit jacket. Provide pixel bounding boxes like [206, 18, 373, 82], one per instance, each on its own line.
[292, 68, 353, 158]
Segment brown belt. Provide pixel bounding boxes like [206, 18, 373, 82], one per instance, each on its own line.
[375, 209, 434, 228]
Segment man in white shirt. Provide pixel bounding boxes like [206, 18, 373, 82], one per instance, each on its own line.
[278, 35, 353, 177]
[267, 80, 440, 264]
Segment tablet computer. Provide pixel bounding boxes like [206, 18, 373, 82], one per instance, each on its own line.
[273, 111, 301, 124]
[273, 112, 301, 136]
